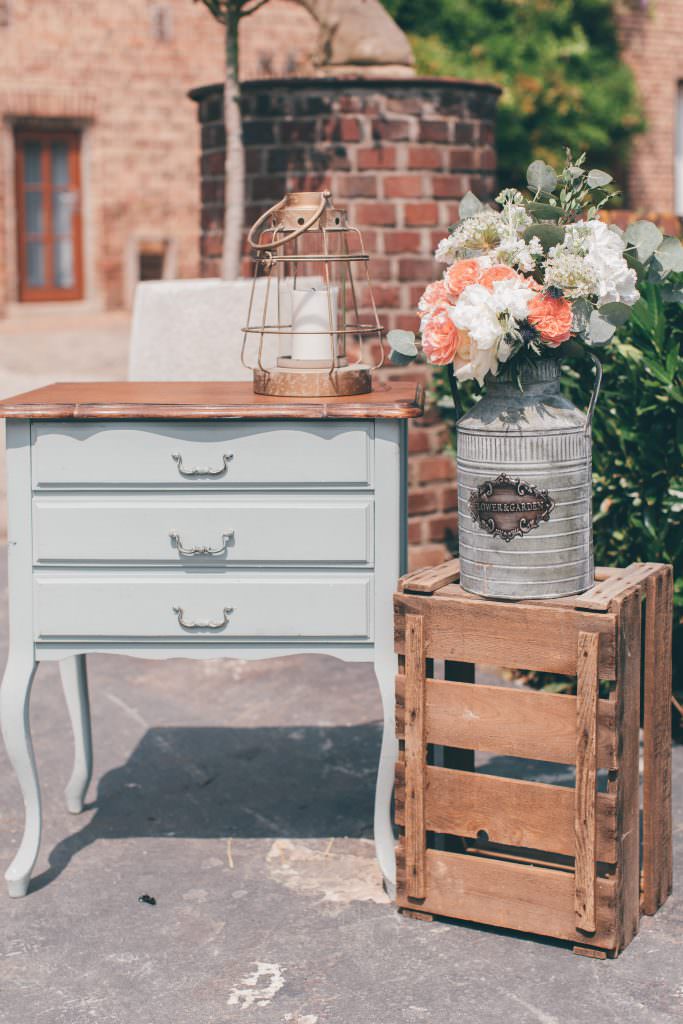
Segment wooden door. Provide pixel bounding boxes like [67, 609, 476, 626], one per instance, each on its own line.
[15, 130, 84, 301]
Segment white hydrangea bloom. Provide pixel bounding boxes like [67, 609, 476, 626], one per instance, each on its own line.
[499, 202, 532, 238]
[434, 208, 504, 264]
[494, 237, 537, 273]
[559, 220, 639, 306]
[544, 251, 596, 298]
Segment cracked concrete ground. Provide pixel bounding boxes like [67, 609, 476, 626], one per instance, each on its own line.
[0, 552, 681, 1024]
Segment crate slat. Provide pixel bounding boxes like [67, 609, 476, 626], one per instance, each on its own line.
[396, 676, 617, 768]
[395, 762, 617, 861]
[575, 631, 600, 932]
[404, 614, 427, 901]
[612, 587, 642, 952]
[642, 566, 674, 914]
[395, 593, 617, 678]
[397, 847, 618, 949]
[399, 558, 461, 595]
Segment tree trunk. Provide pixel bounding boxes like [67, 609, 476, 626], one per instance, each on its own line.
[222, 6, 244, 280]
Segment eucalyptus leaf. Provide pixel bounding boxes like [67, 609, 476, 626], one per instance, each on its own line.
[624, 220, 663, 262]
[598, 301, 632, 327]
[656, 236, 683, 275]
[526, 159, 557, 194]
[661, 283, 683, 303]
[458, 190, 484, 221]
[524, 201, 564, 221]
[390, 350, 418, 366]
[571, 297, 592, 333]
[586, 169, 613, 188]
[523, 223, 565, 251]
[587, 310, 617, 345]
[623, 245, 647, 278]
[387, 329, 418, 358]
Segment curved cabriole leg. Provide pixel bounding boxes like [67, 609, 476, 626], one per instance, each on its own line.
[1, 651, 39, 897]
[373, 650, 398, 893]
[60, 655, 92, 814]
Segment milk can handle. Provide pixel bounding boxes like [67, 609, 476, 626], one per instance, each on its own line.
[585, 352, 603, 435]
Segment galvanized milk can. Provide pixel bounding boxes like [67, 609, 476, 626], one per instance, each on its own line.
[456, 357, 600, 600]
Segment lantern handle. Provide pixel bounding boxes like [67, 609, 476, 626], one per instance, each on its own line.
[247, 192, 330, 251]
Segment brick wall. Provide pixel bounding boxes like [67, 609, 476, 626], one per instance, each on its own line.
[616, 0, 683, 213]
[192, 77, 500, 568]
[0, 0, 318, 315]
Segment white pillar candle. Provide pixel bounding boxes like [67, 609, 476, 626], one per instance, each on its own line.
[290, 283, 338, 362]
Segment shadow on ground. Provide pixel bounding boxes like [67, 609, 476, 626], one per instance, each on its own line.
[31, 723, 379, 892]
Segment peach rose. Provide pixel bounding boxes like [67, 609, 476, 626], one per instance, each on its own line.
[527, 292, 573, 347]
[422, 312, 468, 366]
[444, 259, 482, 300]
[418, 279, 448, 314]
[479, 265, 518, 290]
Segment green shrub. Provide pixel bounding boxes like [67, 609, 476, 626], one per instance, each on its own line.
[382, 0, 643, 188]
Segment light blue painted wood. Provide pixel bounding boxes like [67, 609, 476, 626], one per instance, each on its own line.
[32, 493, 374, 565]
[34, 572, 374, 640]
[59, 655, 92, 814]
[1, 422, 40, 897]
[2, 411, 408, 896]
[31, 421, 373, 489]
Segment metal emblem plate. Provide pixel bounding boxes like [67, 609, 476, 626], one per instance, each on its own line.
[469, 473, 555, 542]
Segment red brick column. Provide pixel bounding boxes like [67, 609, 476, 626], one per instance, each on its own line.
[191, 77, 499, 569]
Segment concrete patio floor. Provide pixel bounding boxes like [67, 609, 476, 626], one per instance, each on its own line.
[0, 552, 681, 1024]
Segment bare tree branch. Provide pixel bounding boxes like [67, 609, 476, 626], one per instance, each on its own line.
[241, 0, 271, 16]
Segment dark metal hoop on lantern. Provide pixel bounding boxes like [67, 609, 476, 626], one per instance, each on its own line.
[242, 191, 384, 397]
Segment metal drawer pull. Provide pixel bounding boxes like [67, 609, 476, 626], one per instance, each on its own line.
[171, 452, 233, 476]
[169, 530, 234, 556]
[173, 606, 233, 630]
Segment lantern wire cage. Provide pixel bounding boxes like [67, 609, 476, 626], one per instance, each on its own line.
[241, 191, 384, 397]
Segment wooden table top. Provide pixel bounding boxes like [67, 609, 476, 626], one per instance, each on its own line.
[0, 380, 425, 421]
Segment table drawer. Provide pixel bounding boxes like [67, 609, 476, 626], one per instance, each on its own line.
[32, 495, 374, 565]
[33, 572, 373, 641]
[31, 421, 373, 489]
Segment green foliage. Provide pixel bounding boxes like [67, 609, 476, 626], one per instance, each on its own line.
[562, 283, 683, 686]
[381, 0, 643, 188]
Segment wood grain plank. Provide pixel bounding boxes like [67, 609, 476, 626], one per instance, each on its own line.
[396, 849, 618, 948]
[0, 380, 424, 421]
[395, 592, 617, 678]
[575, 631, 600, 932]
[642, 565, 674, 915]
[399, 559, 461, 595]
[395, 763, 618, 861]
[404, 614, 427, 901]
[396, 676, 618, 768]
[611, 587, 642, 952]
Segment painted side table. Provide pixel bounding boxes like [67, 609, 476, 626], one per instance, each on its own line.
[0, 380, 423, 896]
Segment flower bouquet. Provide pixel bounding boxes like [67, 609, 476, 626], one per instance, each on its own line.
[394, 150, 683, 600]
[389, 150, 683, 388]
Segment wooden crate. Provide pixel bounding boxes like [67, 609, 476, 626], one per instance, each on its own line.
[394, 560, 673, 957]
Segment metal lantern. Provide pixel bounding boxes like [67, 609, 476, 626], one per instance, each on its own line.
[242, 190, 384, 397]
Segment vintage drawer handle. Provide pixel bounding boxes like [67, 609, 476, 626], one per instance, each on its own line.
[171, 452, 234, 476]
[169, 530, 234, 556]
[173, 606, 233, 630]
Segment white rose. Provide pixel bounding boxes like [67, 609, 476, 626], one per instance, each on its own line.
[450, 284, 503, 349]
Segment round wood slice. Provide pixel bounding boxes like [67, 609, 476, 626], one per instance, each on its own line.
[253, 365, 372, 397]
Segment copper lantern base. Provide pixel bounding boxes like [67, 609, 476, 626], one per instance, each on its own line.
[253, 361, 372, 398]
